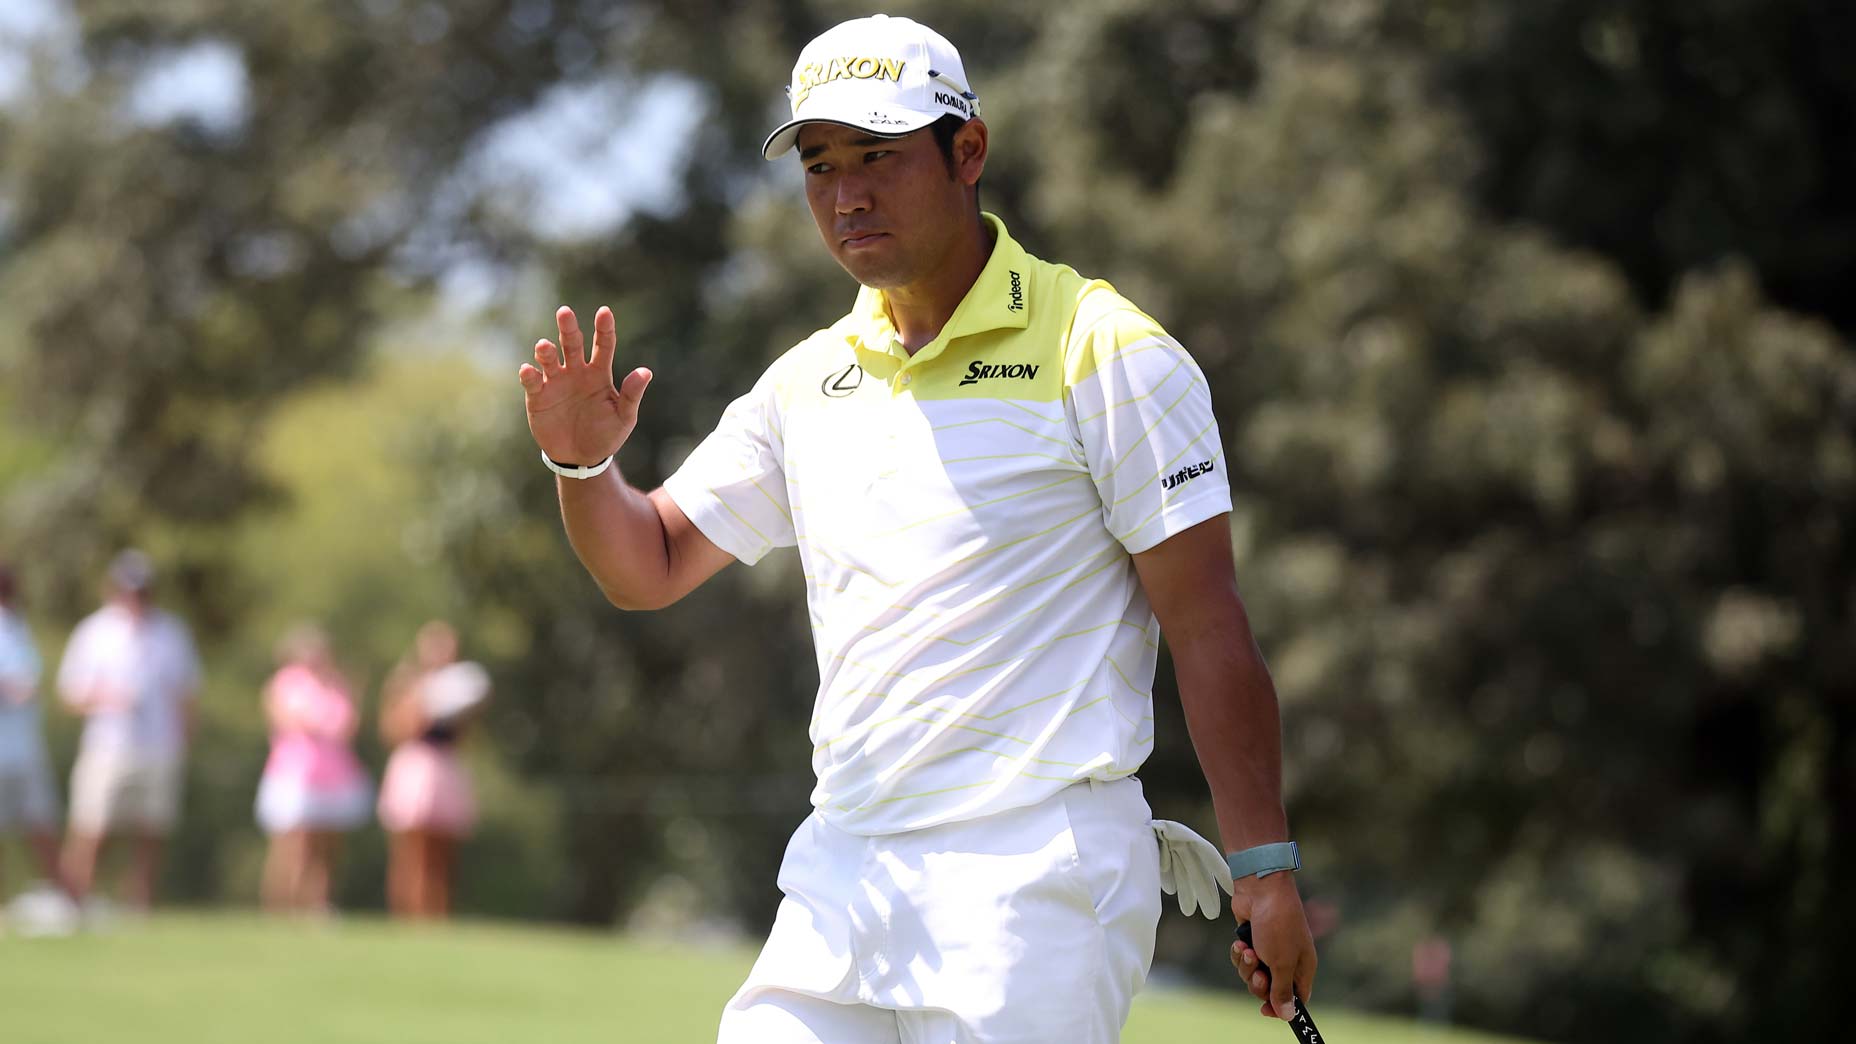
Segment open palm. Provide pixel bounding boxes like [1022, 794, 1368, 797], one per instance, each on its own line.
[517, 305, 653, 466]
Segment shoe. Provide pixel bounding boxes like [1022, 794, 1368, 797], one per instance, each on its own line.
[9, 883, 79, 938]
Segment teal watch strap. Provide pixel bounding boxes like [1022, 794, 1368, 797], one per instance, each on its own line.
[1226, 841, 1301, 880]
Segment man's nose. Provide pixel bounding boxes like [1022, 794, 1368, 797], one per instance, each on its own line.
[835, 170, 873, 214]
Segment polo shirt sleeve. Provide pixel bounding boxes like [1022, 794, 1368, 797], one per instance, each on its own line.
[661, 366, 796, 566]
[1065, 302, 1232, 554]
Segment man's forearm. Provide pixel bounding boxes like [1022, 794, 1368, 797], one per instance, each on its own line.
[1172, 608, 1291, 854]
[557, 465, 675, 610]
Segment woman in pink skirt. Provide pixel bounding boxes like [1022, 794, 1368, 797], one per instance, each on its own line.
[377, 620, 488, 919]
[255, 624, 371, 915]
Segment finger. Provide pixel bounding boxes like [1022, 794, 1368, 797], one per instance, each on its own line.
[518, 363, 544, 392]
[1250, 969, 1270, 1001]
[1269, 965, 1297, 1023]
[1228, 941, 1256, 971]
[1186, 865, 1214, 917]
[1295, 954, 1316, 1004]
[590, 306, 617, 371]
[617, 367, 653, 410]
[534, 338, 563, 376]
[556, 306, 585, 366]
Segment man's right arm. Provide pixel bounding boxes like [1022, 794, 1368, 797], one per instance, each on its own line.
[522, 304, 739, 610]
[557, 470, 734, 610]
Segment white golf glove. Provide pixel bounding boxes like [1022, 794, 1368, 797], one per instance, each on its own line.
[1151, 819, 1233, 919]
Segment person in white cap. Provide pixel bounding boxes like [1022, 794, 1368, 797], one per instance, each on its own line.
[518, 13, 1316, 1041]
[56, 550, 201, 911]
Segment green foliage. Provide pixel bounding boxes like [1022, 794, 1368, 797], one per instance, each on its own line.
[2, 2, 1850, 1042]
[0, 0, 579, 625]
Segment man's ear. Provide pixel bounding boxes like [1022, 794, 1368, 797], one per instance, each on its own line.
[954, 119, 989, 186]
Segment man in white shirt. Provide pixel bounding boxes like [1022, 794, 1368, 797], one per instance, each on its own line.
[0, 563, 65, 899]
[57, 550, 200, 909]
[519, 15, 1315, 1042]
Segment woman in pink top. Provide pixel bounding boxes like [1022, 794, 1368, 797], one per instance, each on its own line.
[255, 624, 370, 914]
[377, 620, 488, 920]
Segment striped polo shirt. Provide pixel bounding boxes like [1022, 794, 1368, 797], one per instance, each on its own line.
[663, 214, 1230, 835]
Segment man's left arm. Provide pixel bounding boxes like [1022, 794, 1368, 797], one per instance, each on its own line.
[1132, 516, 1317, 1020]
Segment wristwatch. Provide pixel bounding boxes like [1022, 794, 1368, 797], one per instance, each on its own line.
[1226, 841, 1301, 880]
[541, 451, 615, 479]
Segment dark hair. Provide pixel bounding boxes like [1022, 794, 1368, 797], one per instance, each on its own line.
[928, 114, 966, 172]
[927, 114, 980, 205]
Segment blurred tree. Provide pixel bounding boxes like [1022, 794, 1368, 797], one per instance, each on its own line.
[1445, 0, 1856, 333]
[0, 0, 585, 626]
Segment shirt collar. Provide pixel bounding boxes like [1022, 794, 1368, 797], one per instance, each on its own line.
[845, 212, 1031, 379]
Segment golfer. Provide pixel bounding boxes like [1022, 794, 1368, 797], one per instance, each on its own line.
[520, 14, 1315, 1042]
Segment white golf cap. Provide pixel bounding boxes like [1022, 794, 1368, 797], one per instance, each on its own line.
[762, 14, 980, 161]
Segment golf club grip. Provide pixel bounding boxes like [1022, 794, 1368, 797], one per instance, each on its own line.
[1235, 921, 1327, 1044]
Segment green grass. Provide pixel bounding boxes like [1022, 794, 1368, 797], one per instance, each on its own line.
[0, 913, 1538, 1043]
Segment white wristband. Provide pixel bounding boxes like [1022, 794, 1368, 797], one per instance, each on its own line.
[541, 450, 615, 479]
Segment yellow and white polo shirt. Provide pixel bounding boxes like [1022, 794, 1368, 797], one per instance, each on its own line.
[663, 214, 1230, 835]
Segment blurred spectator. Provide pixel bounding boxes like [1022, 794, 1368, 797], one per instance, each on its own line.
[255, 623, 371, 916]
[1413, 935, 1454, 1023]
[0, 563, 68, 901]
[377, 620, 488, 919]
[56, 550, 201, 912]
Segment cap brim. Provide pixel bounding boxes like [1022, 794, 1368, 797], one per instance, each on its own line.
[761, 109, 941, 160]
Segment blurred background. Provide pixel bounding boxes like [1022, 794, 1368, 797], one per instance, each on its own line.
[1, 1, 1852, 1042]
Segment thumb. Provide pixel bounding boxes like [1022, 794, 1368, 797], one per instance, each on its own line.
[1270, 957, 1298, 1023]
[618, 367, 653, 410]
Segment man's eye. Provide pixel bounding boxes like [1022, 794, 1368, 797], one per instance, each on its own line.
[865, 150, 892, 162]
[806, 163, 832, 175]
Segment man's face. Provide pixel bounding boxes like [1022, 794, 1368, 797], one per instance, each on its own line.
[797, 122, 974, 289]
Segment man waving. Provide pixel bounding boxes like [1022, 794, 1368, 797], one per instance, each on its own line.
[519, 15, 1316, 1042]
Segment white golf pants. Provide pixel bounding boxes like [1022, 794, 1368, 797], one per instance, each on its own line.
[717, 777, 1162, 1044]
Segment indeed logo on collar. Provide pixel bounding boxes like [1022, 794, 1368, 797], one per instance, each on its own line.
[960, 361, 1040, 386]
[1007, 270, 1024, 311]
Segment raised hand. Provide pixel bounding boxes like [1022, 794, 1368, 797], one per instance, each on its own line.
[517, 305, 653, 467]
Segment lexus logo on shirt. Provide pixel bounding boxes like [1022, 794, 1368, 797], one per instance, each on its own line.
[821, 363, 863, 397]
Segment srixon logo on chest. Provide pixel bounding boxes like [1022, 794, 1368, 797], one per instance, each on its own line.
[959, 361, 1040, 386]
